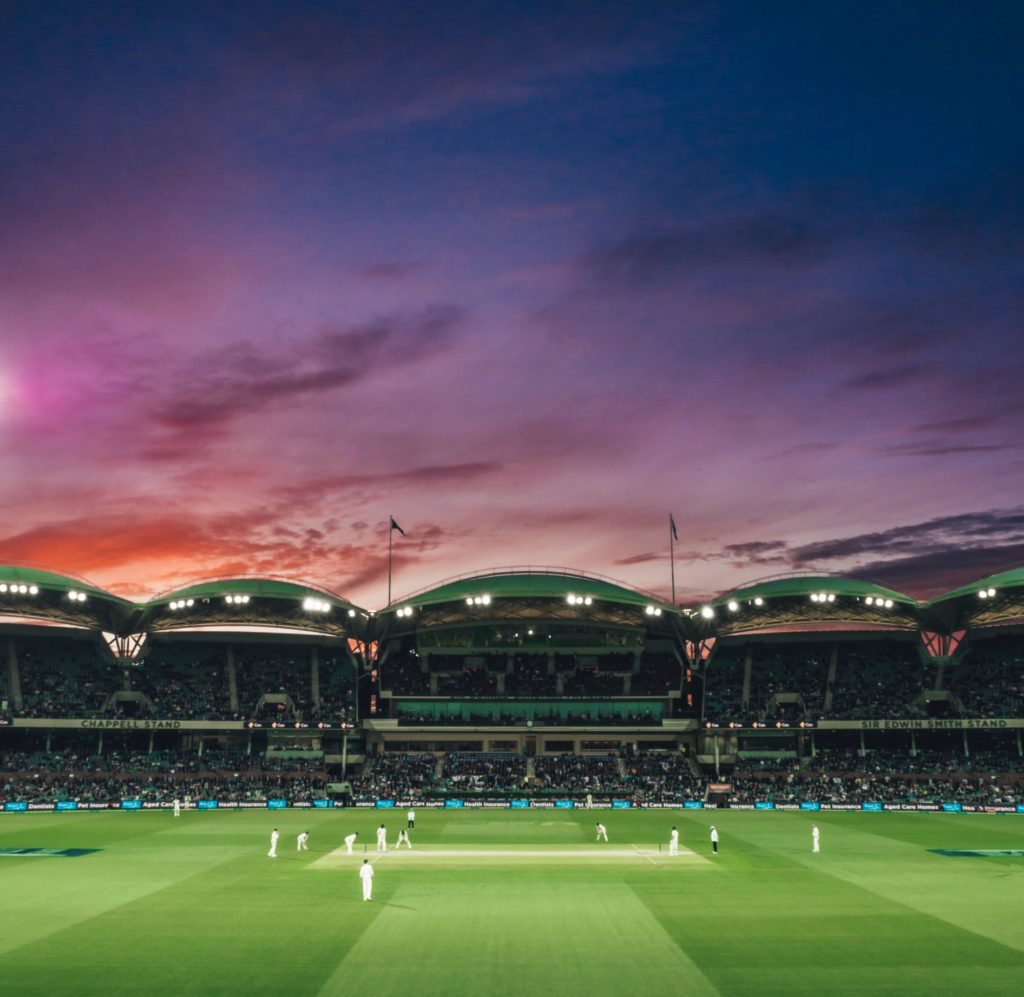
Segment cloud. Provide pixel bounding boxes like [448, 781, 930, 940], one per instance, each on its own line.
[848, 545, 1024, 598]
[586, 212, 840, 285]
[839, 364, 935, 391]
[873, 443, 1017, 458]
[789, 508, 1024, 566]
[154, 305, 465, 434]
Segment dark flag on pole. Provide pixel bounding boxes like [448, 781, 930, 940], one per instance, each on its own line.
[670, 514, 679, 541]
[390, 517, 406, 536]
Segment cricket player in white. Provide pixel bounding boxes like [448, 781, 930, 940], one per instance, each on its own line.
[173, 797, 181, 817]
[376, 824, 387, 852]
[595, 822, 608, 842]
[297, 831, 309, 851]
[669, 826, 679, 856]
[268, 828, 279, 858]
[812, 824, 820, 853]
[396, 829, 412, 849]
[710, 825, 719, 854]
[344, 832, 358, 854]
[407, 809, 415, 829]
[360, 859, 374, 901]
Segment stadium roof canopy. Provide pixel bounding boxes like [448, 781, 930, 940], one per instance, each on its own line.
[397, 567, 673, 610]
[713, 573, 915, 606]
[923, 566, 1024, 633]
[0, 562, 136, 632]
[928, 566, 1024, 606]
[705, 572, 920, 638]
[380, 567, 681, 643]
[137, 575, 369, 640]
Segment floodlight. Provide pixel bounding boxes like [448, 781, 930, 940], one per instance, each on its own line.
[186, 599, 194, 607]
[466, 598, 474, 606]
[583, 596, 592, 606]
[566, 594, 577, 605]
[0, 584, 6, 592]
[19, 584, 28, 594]
[987, 587, 996, 597]
[978, 590, 987, 599]
[727, 600, 739, 612]
[700, 606, 714, 619]
[884, 599, 893, 608]
[481, 594, 491, 605]
[754, 597, 764, 606]
[29, 585, 39, 595]
[349, 609, 356, 617]
[644, 605, 654, 615]
[865, 596, 874, 605]
[827, 594, 835, 603]
[810, 593, 819, 602]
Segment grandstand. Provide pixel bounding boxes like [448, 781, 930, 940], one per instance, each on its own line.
[2, 563, 1024, 810]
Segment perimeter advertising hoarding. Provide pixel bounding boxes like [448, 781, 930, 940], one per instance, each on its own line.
[4, 799, 1023, 813]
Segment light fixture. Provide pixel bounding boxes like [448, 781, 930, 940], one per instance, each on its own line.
[700, 606, 714, 620]
[753, 597, 764, 606]
[727, 600, 739, 612]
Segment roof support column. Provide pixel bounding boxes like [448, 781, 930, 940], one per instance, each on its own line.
[227, 646, 238, 714]
[741, 646, 752, 711]
[823, 644, 838, 713]
[6, 638, 22, 711]
[310, 646, 321, 708]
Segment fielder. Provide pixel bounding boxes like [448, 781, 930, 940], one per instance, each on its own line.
[376, 823, 388, 852]
[268, 828, 279, 858]
[360, 859, 374, 901]
[396, 829, 412, 849]
[297, 830, 310, 851]
[345, 832, 359, 854]
[812, 824, 820, 853]
[173, 797, 181, 817]
[595, 822, 608, 842]
[669, 826, 679, 856]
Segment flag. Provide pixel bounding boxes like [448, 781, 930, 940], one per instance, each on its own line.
[390, 517, 406, 536]
[669, 514, 678, 541]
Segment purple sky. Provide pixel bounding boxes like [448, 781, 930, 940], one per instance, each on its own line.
[1, 1, 1022, 607]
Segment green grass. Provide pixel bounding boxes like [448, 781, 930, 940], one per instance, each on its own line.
[2, 809, 1024, 996]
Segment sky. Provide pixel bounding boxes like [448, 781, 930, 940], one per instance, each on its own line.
[1, 0, 1023, 609]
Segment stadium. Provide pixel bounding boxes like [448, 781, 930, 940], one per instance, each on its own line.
[2, 560, 1024, 995]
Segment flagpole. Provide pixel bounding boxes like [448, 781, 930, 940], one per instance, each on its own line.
[387, 515, 394, 607]
[669, 513, 677, 606]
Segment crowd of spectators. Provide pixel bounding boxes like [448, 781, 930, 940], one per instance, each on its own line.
[16, 644, 123, 718]
[395, 708, 661, 726]
[532, 753, 627, 793]
[702, 650, 746, 720]
[505, 655, 556, 696]
[943, 638, 1024, 718]
[748, 648, 825, 720]
[442, 751, 527, 790]
[631, 653, 681, 695]
[349, 752, 438, 800]
[7, 642, 358, 722]
[0, 772, 327, 804]
[624, 753, 702, 801]
[824, 644, 930, 719]
[381, 653, 430, 695]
